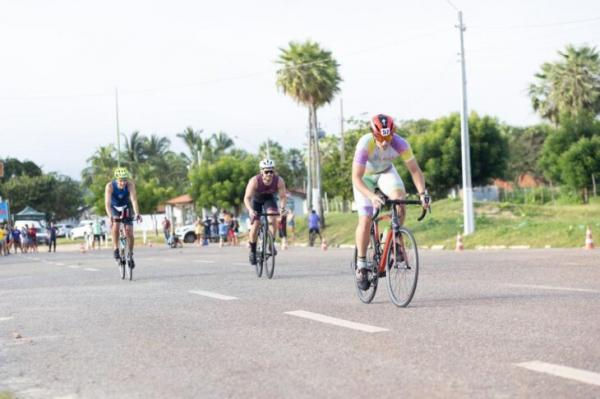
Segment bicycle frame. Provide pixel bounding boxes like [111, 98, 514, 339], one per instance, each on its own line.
[372, 199, 427, 275]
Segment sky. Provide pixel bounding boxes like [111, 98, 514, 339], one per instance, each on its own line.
[1, 0, 600, 179]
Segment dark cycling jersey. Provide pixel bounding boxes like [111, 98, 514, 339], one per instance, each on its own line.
[252, 174, 280, 217]
[111, 180, 130, 207]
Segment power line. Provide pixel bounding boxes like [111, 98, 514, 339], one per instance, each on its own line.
[471, 15, 600, 30]
[444, 0, 459, 12]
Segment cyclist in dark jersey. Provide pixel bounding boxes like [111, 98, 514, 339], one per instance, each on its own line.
[243, 159, 287, 265]
[104, 167, 142, 266]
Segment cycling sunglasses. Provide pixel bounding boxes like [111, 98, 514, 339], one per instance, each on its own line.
[262, 169, 274, 175]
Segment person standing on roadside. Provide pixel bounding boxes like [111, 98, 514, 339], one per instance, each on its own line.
[11, 226, 22, 253]
[28, 224, 38, 252]
[47, 222, 58, 252]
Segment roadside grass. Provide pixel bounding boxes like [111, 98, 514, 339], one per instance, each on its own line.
[0, 391, 16, 399]
[292, 198, 600, 249]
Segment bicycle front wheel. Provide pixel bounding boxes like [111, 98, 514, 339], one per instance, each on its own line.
[119, 247, 126, 280]
[386, 227, 419, 307]
[255, 232, 264, 278]
[265, 231, 276, 279]
[353, 238, 379, 304]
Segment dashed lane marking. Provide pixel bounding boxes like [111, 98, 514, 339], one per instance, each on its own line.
[84, 268, 99, 272]
[506, 283, 599, 294]
[0, 317, 14, 322]
[194, 260, 216, 264]
[285, 310, 388, 333]
[189, 290, 238, 300]
[517, 361, 600, 386]
[68, 265, 80, 269]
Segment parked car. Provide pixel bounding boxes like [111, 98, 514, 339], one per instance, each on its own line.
[175, 224, 197, 243]
[69, 220, 94, 240]
[13, 220, 49, 245]
[56, 223, 74, 238]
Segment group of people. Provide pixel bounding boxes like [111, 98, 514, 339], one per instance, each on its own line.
[194, 211, 241, 247]
[0, 222, 59, 255]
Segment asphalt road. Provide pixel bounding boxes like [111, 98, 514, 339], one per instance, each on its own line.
[1, 245, 599, 398]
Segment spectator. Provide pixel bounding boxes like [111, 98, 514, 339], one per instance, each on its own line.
[230, 217, 239, 246]
[287, 210, 296, 242]
[161, 216, 171, 244]
[92, 219, 102, 250]
[3, 224, 10, 255]
[47, 222, 58, 252]
[308, 209, 322, 247]
[11, 226, 22, 253]
[202, 217, 211, 245]
[218, 218, 228, 247]
[0, 224, 5, 256]
[28, 224, 38, 252]
[195, 217, 203, 245]
[21, 225, 29, 253]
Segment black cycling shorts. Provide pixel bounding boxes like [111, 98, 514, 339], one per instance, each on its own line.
[111, 203, 134, 226]
[252, 195, 278, 220]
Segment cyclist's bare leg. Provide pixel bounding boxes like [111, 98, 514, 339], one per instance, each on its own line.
[125, 224, 134, 253]
[267, 215, 277, 239]
[248, 219, 260, 243]
[387, 190, 406, 226]
[355, 215, 372, 258]
[111, 222, 120, 251]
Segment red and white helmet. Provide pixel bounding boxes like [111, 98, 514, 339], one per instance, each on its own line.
[370, 114, 394, 142]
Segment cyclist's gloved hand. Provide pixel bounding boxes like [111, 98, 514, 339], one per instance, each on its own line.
[136, 215, 143, 223]
[419, 190, 431, 209]
[369, 194, 385, 209]
[279, 208, 288, 216]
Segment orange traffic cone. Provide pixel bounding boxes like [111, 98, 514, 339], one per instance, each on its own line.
[584, 226, 594, 250]
[321, 239, 328, 251]
[455, 233, 464, 251]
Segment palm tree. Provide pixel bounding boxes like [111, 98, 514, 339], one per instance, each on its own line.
[176, 127, 203, 165]
[529, 45, 600, 125]
[81, 145, 118, 185]
[211, 132, 235, 158]
[123, 131, 146, 164]
[276, 40, 342, 224]
[144, 134, 171, 159]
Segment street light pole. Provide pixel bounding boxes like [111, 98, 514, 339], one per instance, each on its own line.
[115, 87, 121, 167]
[457, 10, 475, 234]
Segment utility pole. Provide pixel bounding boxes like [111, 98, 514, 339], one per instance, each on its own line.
[115, 87, 121, 167]
[457, 11, 475, 234]
[340, 98, 345, 162]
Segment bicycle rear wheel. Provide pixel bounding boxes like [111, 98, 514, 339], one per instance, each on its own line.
[352, 238, 379, 304]
[255, 231, 264, 277]
[265, 231, 276, 279]
[386, 227, 419, 307]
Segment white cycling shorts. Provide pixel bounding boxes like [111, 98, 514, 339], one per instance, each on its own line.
[353, 166, 405, 216]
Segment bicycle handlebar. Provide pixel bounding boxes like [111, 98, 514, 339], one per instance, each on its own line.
[371, 199, 429, 222]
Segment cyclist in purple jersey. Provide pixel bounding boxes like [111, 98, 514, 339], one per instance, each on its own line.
[243, 159, 288, 265]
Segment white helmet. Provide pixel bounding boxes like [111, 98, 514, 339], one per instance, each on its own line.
[259, 158, 275, 169]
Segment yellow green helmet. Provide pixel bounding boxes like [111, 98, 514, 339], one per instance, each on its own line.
[113, 167, 130, 179]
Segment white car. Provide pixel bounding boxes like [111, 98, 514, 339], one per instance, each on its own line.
[175, 224, 197, 243]
[69, 220, 94, 240]
[56, 223, 74, 238]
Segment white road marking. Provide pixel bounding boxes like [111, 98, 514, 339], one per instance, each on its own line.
[84, 268, 99, 272]
[189, 290, 238, 300]
[517, 361, 600, 386]
[194, 260, 215, 264]
[506, 283, 599, 294]
[54, 262, 65, 266]
[232, 262, 249, 266]
[0, 317, 14, 322]
[68, 265, 80, 269]
[285, 310, 388, 333]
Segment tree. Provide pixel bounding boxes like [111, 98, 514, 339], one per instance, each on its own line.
[405, 113, 509, 197]
[211, 132, 235, 158]
[505, 124, 549, 183]
[0, 174, 84, 220]
[177, 126, 203, 165]
[123, 131, 146, 166]
[559, 136, 600, 202]
[529, 45, 600, 125]
[0, 158, 42, 182]
[276, 40, 342, 225]
[189, 154, 258, 215]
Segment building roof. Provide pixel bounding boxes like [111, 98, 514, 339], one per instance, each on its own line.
[165, 194, 193, 205]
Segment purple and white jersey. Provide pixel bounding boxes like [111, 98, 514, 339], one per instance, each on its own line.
[353, 133, 414, 175]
